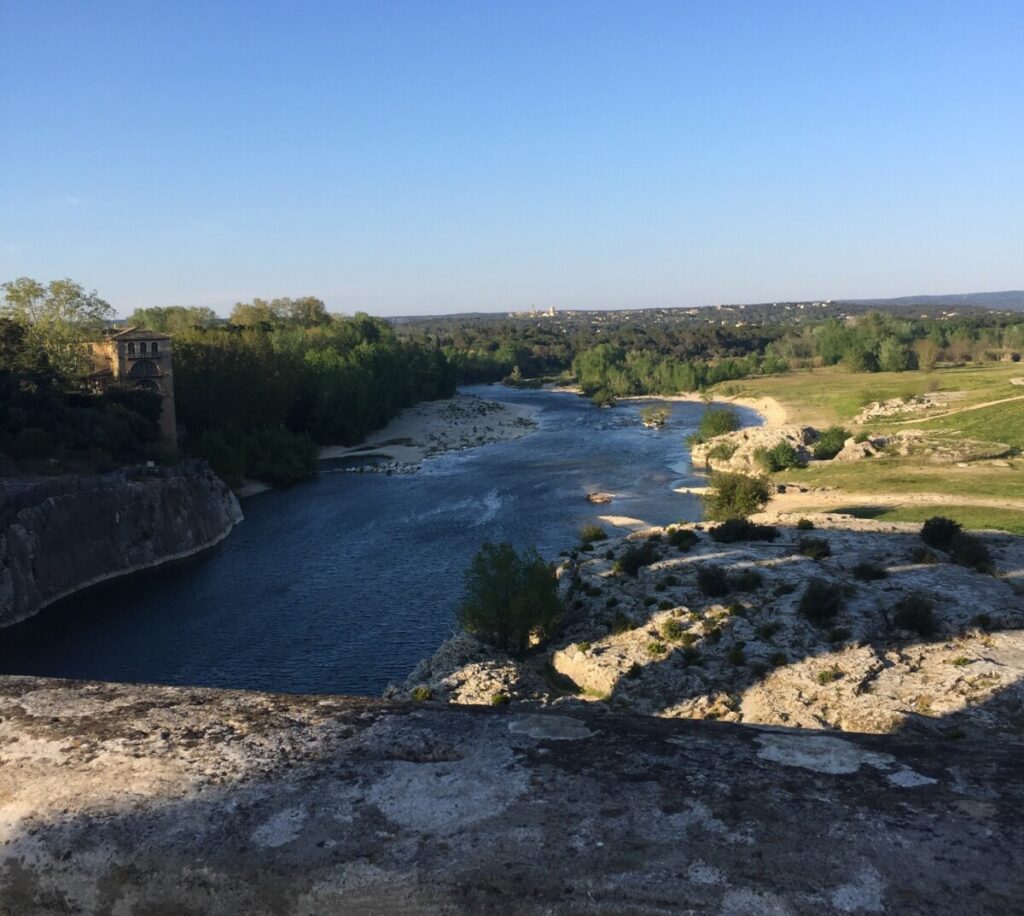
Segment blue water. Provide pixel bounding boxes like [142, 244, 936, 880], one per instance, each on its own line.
[0, 386, 760, 695]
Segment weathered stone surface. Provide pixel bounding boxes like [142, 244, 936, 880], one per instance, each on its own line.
[690, 424, 819, 472]
[0, 675, 1021, 914]
[405, 522, 1024, 741]
[0, 462, 242, 627]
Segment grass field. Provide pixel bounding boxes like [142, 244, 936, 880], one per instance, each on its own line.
[711, 363, 1024, 533]
[714, 363, 1024, 428]
[791, 503, 1024, 536]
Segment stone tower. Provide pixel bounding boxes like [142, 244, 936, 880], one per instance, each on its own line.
[89, 327, 178, 450]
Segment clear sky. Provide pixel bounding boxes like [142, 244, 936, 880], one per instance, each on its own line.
[1, 1, 1021, 316]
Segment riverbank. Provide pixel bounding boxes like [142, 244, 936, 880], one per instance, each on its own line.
[318, 392, 538, 468]
[0, 462, 242, 628]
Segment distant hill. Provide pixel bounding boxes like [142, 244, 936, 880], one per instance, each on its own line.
[843, 290, 1024, 312]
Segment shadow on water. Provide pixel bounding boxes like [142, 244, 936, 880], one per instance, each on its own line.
[0, 386, 763, 697]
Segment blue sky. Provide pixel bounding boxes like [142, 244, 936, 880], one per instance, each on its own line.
[1, 1, 1021, 316]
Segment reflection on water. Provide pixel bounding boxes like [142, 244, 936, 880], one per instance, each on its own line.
[0, 386, 760, 696]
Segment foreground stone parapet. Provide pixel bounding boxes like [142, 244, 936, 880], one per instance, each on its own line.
[0, 676, 1021, 914]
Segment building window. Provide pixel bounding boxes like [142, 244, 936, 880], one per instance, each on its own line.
[127, 342, 135, 355]
[129, 359, 159, 378]
[151, 341, 159, 354]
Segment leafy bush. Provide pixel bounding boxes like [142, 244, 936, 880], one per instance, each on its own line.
[610, 613, 634, 634]
[812, 426, 849, 460]
[920, 516, 962, 550]
[709, 518, 779, 543]
[646, 640, 667, 657]
[580, 524, 608, 545]
[797, 537, 831, 560]
[730, 569, 763, 592]
[667, 527, 699, 551]
[948, 532, 992, 572]
[796, 517, 815, 531]
[798, 578, 844, 625]
[753, 440, 805, 472]
[411, 686, 432, 702]
[697, 565, 730, 597]
[661, 618, 686, 641]
[491, 692, 511, 706]
[727, 644, 746, 665]
[706, 441, 738, 461]
[457, 542, 562, 655]
[614, 541, 660, 577]
[910, 546, 940, 564]
[10, 427, 54, 459]
[690, 407, 740, 444]
[852, 561, 887, 581]
[817, 667, 842, 685]
[893, 594, 936, 636]
[703, 472, 771, 521]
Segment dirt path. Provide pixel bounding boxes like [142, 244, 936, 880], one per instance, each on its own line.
[888, 393, 1024, 425]
[763, 488, 1024, 516]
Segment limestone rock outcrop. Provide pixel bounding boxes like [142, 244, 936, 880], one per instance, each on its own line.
[690, 423, 819, 472]
[0, 461, 242, 627]
[0, 675, 1021, 914]
[405, 521, 1024, 742]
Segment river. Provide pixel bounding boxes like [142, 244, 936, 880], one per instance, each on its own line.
[0, 386, 761, 695]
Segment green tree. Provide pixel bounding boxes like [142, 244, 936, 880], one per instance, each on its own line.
[878, 336, 914, 372]
[127, 306, 217, 334]
[458, 543, 562, 656]
[702, 471, 771, 521]
[1, 277, 112, 381]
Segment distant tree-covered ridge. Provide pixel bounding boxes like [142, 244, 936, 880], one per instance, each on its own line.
[0, 282, 458, 483]
[399, 306, 1024, 403]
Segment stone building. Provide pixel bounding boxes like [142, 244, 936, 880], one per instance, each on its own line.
[88, 327, 177, 449]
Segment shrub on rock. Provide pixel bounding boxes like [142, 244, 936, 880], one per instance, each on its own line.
[948, 532, 992, 572]
[797, 537, 831, 560]
[753, 440, 806, 473]
[703, 472, 771, 521]
[458, 542, 562, 656]
[798, 578, 844, 625]
[812, 426, 850, 460]
[614, 541, 660, 577]
[893, 595, 937, 636]
[709, 518, 780, 543]
[697, 564, 731, 597]
[920, 516, 962, 550]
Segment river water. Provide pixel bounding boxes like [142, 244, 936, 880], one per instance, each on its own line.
[0, 386, 760, 696]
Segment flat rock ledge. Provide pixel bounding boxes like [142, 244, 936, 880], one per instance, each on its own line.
[1, 676, 1021, 914]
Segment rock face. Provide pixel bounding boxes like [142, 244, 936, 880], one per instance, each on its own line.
[690, 424, 819, 472]
[0, 675, 1021, 914]
[0, 461, 242, 627]
[401, 521, 1024, 742]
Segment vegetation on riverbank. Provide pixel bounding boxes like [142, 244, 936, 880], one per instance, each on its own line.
[702, 362, 1024, 534]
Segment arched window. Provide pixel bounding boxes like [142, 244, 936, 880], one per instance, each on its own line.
[129, 359, 159, 378]
[151, 341, 159, 355]
[127, 341, 135, 355]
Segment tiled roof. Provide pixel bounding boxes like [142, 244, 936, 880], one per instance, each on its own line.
[110, 327, 171, 340]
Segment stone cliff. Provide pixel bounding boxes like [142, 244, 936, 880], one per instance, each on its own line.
[0, 676, 1020, 914]
[0, 461, 242, 627]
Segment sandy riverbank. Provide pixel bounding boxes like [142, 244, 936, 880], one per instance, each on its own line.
[319, 392, 538, 467]
[550, 384, 788, 428]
